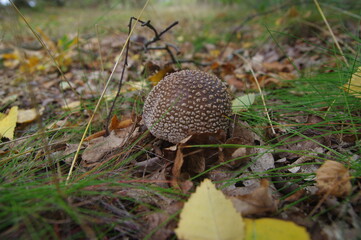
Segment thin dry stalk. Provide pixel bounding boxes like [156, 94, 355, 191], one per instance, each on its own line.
[313, 0, 349, 67]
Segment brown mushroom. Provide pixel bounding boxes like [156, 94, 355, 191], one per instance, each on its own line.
[143, 70, 232, 144]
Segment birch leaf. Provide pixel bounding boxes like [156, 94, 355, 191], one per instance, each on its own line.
[175, 179, 245, 240]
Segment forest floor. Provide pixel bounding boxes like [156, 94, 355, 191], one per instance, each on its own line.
[0, 1, 361, 239]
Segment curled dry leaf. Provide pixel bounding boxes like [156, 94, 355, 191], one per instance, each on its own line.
[316, 160, 352, 197]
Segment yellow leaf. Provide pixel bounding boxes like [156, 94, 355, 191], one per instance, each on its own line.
[17, 108, 39, 124]
[0, 106, 18, 140]
[2, 51, 21, 69]
[148, 65, 174, 85]
[175, 179, 245, 240]
[210, 49, 220, 58]
[244, 218, 310, 240]
[20, 56, 40, 73]
[0, 113, 5, 121]
[344, 66, 361, 98]
[2, 52, 20, 60]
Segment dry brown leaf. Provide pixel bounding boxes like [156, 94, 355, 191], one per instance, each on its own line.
[223, 137, 251, 168]
[171, 147, 185, 189]
[224, 74, 244, 90]
[284, 189, 306, 202]
[84, 116, 133, 141]
[171, 131, 226, 189]
[316, 160, 352, 197]
[263, 61, 290, 72]
[84, 130, 107, 142]
[111, 117, 133, 130]
[230, 179, 278, 216]
[63, 143, 82, 164]
[81, 131, 126, 167]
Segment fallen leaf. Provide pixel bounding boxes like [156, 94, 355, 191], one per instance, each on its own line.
[171, 147, 185, 189]
[316, 160, 351, 197]
[148, 65, 174, 85]
[344, 66, 361, 98]
[46, 119, 68, 130]
[175, 179, 245, 240]
[232, 93, 256, 112]
[284, 189, 306, 202]
[63, 143, 82, 164]
[17, 108, 39, 124]
[224, 74, 244, 90]
[2, 50, 21, 69]
[84, 116, 133, 141]
[249, 147, 275, 173]
[109, 115, 133, 130]
[0, 106, 18, 140]
[82, 131, 126, 167]
[222, 137, 252, 168]
[263, 61, 291, 72]
[62, 100, 81, 111]
[244, 218, 310, 240]
[231, 179, 278, 216]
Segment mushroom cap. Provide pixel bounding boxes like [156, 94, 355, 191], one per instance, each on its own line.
[143, 70, 232, 143]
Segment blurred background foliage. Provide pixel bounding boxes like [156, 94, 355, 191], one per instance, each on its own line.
[2, 0, 361, 10]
